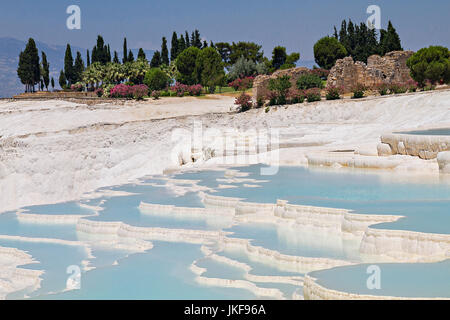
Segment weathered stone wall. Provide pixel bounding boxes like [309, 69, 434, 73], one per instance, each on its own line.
[327, 51, 414, 93]
[253, 67, 309, 101]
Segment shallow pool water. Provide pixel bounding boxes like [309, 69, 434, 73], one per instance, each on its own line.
[398, 128, 450, 136]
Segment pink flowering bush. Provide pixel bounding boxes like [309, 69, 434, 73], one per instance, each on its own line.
[325, 85, 343, 100]
[171, 83, 204, 97]
[188, 84, 203, 96]
[235, 93, 253, 112]
[94, 88, 104, 97]
[131, 84, 149, 100]
[228, 77, 254, 91]
[110, 84, 133, 98]
[151, 90, 161, 100]
[70, 83, 84, 92]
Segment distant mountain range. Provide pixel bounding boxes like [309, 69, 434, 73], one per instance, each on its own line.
[0, 37, 155, 98]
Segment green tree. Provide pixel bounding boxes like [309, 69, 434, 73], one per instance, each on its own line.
[126, 60, 149, 84]
[229, 42, 264, 65]
[283, 52, 300, 69]
[196, 47, 224, 93]
[17, 38, 41, 92]
[59, 70, 67, 89]
[185, 31, 190, 47]
[113, 51, 120, 64]
[64, 44, 74, 85]
[228, 56, 257, 81]
[128, 50, 134, 62]
[406, 46, 450, 86]
[104, 62, 126, 84]
[73, 51, 85, 83]
[41, 51, 50, 90]
[314, 36, 347, 69]
[86, 49, 91, 67]
[51, 77, 55, 90]
[150, 51, 162, 68]
[123, 38, 128, 64]
[215, 42, 232, 68]
[138, 48, 146, 61]
[176, 47, 201, 85]
[161, 37, 169, 66]
[171, 31, 179, 62]
[192, 30, 202, 48]
[380, 21, 402, 55]
[271, 46, 287, 70]
[144, 68, 170, 91]
[178, 34, 186, 55]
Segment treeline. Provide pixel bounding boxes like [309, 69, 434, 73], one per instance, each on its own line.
[314, 19, 403, 70]
[17, 38, 54, 92]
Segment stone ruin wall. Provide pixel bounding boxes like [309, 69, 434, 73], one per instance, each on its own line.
[327, 50, 415, 93]
[253, 67, 310, 101]
[252, 51, 415, 100]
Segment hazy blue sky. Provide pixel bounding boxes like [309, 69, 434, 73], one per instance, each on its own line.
[1, 0, 449, 60]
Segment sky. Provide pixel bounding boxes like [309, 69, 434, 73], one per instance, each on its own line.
[1, 0, 449, 61]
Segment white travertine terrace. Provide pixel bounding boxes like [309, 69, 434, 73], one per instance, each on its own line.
[379, 134, 450, 159]
[303, 275, 450, 300]
[437, 151, 450, 173]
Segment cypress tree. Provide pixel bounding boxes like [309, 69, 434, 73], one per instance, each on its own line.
[150, 50, 161, 68]
[202, 40, 208, 49]
[113, 51, 120, 64]
[128, 49, 134, 62]
[17, 38, 40, 92]
[123, 38, 128, 63]
[92, 46, 98, 64]
[86, 49, 91, 67]
[178, 35, 186, 55]
[161, 37, 169, 65]
[185, 31, 190, 47]
[51, 77, 55, 90]
[59, 70, 67, 89]
[64, 44, 74, 85]
[381, 21, 402, 55]
[73, 51, 85, 83]
[41, 51, 50, 90]
[138, 48, 146, 61]
[170, 32, 179, 62]
[193, 30, 202, 48]
[107, 44, 111, 63]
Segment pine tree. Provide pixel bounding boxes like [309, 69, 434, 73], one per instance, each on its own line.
[73, 51, 85, 83]
[86, 49, 91, 67]
[123, 38, 128, 64]
[113, 51, 120, 64]
[138, 48, 146, 61]
[64, 44, 74, 85]
[170, 32, 179, 62]
[41, 51, 50, 90]
[17, 38, 40, 92]
[150, 50, 161, 68]
[128, 49, 134, 62]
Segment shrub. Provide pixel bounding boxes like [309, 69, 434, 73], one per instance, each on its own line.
[406, 46, 450, 87]
[423, 81, 436, 91]
[94, 88, 103, 97]
[171, 82, 189, 97]
[266, 91, 278, 106]
[151, 90, 161, 100]
[160, 90, 170, 97]
[296, 73, 324, 90]
[313, 36, 348, 70]
[375, 83, 389, 95]
[235, 93, 253, 112]
[144, 68, 169, 91]
[131, 84, 149, 100]
[287, 88, 305, 104]
[406, 79, 418, 92]
[268, 75, 291, 105]
[188, 84, 203, 96]
[305, 88, 321, 102]
[70, 83, 84, 92]
[110, 84, 133, 98]
[256, 97, 264, 108]
[325, 85, 342, 100]
[351, 84, 365, 99]
[389, 82, 408, 94]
